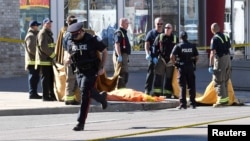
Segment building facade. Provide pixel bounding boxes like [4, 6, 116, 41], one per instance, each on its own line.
[0, 0, 249, 77]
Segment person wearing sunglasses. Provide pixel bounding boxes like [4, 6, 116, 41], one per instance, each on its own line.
[144, 17, 164, 95]
[66, 22, 108, 131]
[151, 23, 178, 98]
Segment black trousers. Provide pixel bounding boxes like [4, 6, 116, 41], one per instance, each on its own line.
[144, 61, 155, 94]
[40, 65, 55, 98]
[76, 71, 105, 125]
[178, 65, 196, 106]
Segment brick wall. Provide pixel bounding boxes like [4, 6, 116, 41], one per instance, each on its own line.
[0, 0, 25, 78]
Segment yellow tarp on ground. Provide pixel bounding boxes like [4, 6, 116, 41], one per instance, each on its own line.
[107, 88, 164, 102]
[105, 68, 240, 105]
[196, 79, 237, 105]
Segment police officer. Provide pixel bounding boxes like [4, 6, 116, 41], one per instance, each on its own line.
[209, 23, 231, 107]
[152, 23, 178, 97]
[112, 18, 131, 89]
[144, 17, 164, 95]
[170, 31, 199, 109]
[66, 22, 108, 131]
[24, 20, 42, 99]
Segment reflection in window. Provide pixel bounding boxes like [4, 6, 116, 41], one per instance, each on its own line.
[67, 0, 117, 50]
[181, 0, 199, 44]
[153, 0, 178, 33]
[89, 0, 117, 50]
[125, 0, 149, 51]
[67, 0, 88, 26]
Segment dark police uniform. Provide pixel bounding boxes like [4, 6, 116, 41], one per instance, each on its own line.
[152, 33, 178, 97]
[210, 32, 231, 105]
[113, 27, 131, 88]
[171, 31, 199, 109]
[67, 22, 107, 131]
[144, 29, 162, 95]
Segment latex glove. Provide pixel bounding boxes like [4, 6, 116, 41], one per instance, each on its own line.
[145, 54, 152, 61]
[208, 66, 214, 74]
[117, 55, 123, 62]
[152, 57, 158, 64]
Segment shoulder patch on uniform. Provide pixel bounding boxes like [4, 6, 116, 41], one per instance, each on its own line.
[116, 32, 121, 36]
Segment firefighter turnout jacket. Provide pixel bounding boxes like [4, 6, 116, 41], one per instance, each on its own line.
[36, 28, 56, 67]
[24, 27, 39, 69]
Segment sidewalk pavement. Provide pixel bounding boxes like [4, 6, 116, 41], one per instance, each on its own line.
[0, 67, 249, 116]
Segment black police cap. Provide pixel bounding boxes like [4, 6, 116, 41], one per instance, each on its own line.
[29, 20, 41, 27]
[180, 31, 188, 39]
[67, 22, 83, 33]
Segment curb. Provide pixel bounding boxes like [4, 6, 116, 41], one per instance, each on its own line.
[0, 100, 179, 116]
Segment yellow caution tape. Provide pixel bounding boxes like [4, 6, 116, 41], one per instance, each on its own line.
[195, 43, 250, 50]
[0, 37, 24, 43]
[232, 43, 250, 48]
[1, 37, 250, 49]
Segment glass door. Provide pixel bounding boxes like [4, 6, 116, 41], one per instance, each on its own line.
[232, 0, 249, 59]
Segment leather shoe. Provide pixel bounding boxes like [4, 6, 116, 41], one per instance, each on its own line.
[100, 91, 108, 109]
[191, 105, 196, 109]
[43, 97, 55, 101]
[50, 94, 57, 101]
[65, 100, 80, 105]
[177, 105, 187, 110]
[73, 123, 84, 131]
[29, 94, 42, 99]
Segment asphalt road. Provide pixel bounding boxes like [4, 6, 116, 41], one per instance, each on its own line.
[0, 106, 249, 141]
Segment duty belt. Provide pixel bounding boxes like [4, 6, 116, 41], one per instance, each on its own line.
[216, 53, 229, 58]
[77, 63, 94, 71]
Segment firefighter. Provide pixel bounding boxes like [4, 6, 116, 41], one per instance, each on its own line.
[66, 22, 108, 131]
[36, 18, 57, 101]
[209, 23, 231, 107]
[24, 20, 42, 99]
[170, 31, 199, 109]
[152, 23, 178, 98]
[144, 17, 164, 95]
[62, 15, 80, 105]
[112, 18, 131, 89]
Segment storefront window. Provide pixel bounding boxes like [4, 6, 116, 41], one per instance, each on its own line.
[67, 0, 88, 26]
[153, 0, 178, 34]
[20, 0, 50, 40]
[66, 0, 117, 50]
[180, 0, 199, 44]
[90, 0, 117, 50]
[125, 0, 149, 51]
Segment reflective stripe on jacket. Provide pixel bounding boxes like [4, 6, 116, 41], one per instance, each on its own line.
[24, 28, 39, 68]
[36, 28, 55, 66]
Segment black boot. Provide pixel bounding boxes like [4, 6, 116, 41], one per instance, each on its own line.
[100, 91, 108, 109]
[73, 123, 84, 131]
[50, 93, 57, 101]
